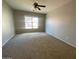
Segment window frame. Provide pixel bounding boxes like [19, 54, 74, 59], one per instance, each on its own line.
[24, 16, 39, 29]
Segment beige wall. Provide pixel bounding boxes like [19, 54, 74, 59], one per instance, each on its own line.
[46, 0, 76, 47]
[2, 1, 15, 46]
[13, 10, 46, 34]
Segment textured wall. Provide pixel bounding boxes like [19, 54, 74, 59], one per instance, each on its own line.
[2, 1, 15, 46]
[46, 0, 76, 47]
[13, 10, 46, 34]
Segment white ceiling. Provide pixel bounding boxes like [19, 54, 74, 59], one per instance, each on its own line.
[5, 0, 72, 14]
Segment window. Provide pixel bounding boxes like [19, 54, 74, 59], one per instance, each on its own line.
[25, 16, 38, 29]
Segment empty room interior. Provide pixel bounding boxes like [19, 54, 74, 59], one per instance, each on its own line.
[2, 0, 76, 59]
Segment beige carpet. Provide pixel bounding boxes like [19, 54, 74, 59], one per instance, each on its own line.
[2, 32, 76, 59]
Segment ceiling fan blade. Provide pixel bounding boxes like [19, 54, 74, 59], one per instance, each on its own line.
[37, 7, 41, 10]
[38, 5, 46, 7]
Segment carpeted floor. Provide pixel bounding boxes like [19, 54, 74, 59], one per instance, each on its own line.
[2, 32, 76, 59]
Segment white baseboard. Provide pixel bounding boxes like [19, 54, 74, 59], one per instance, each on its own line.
[60, 39, 76, 48]
[2, 35, 14, 47]
[56, 37, 76, 47]
[47, 32, 76, 48]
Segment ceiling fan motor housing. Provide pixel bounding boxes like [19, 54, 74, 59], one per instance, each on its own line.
[33, 2, 38, 8]
[33, 2, 46, 10]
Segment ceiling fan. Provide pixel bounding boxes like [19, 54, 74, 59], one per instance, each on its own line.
[33, 2, 46, 11]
